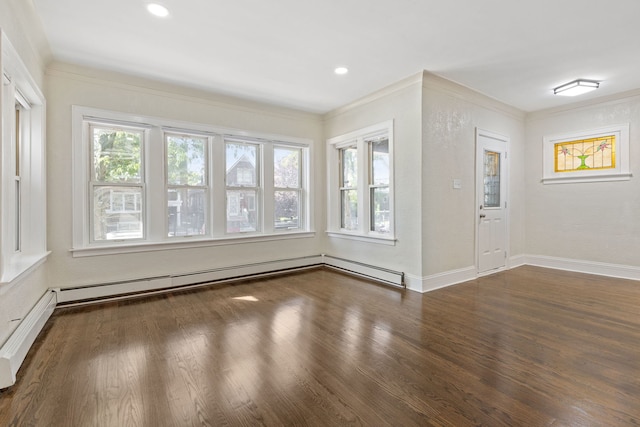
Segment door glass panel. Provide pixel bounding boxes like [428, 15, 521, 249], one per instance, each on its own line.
[483, 150, 500, 208]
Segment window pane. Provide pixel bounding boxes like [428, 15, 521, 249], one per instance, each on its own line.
[370, 187, 390, 233]
[483, 150, 500, 208]
[274, 147, 300, 188]
[340, 147, 357, 188]
[226, 190, 258, 233]
[93, 186, 143, 240]
[275, 190, 300, 230]
[341, 189, 358, 230]
[168, 188, 206, 236]
[370, 137, 390, 186]
[166, 135, 206, 186]
[93, 127, 142, 183]
[226, 143, 257, 186]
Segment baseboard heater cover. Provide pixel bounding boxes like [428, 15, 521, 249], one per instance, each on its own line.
[56, 255, 325, 304]
[322, 255, 405, 288]
[0, 290, 57, 389]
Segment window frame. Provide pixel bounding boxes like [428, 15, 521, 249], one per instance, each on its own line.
[72, 106, 313, 257]
[273, 144, 305, 231]
[224, 139, 261, 234]
[165, 132, 210, 238]
[0, 31, 50, 287]
[89, 123, 147, 243]
[326, 120, 395, 245]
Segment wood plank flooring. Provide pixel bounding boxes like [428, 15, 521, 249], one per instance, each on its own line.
[1, 266, 639, 426]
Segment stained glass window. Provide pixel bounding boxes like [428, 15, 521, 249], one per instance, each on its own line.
[555, 135, 616, 173]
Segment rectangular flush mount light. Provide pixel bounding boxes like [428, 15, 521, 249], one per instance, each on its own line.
[554, 79, 599, 96]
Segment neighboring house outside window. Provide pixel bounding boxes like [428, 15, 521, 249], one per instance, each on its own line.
[71, 106, 312, 256]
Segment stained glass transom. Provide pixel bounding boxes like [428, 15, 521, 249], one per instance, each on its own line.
[555, 135, 616, 173]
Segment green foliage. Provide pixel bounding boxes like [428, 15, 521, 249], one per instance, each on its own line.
[167, 136, 205, 186]
[274, 148, 300, 188]
[93, 129, 141, 183]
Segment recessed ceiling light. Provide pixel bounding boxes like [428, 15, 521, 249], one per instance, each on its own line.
[334, 67, 349, 75]
[147, 3, 169, 17]
[553, 79, 599, 96]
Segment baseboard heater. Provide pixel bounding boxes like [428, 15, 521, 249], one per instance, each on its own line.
[0, 290, 57, 389]
[322, 255, 405, 288]
[56, 254, 404, 305]
[56, 255, 325, 305]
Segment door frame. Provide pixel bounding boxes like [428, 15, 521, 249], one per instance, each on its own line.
[475, 128, 510, 276]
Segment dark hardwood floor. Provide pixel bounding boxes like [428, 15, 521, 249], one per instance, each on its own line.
[1, 266, 639, 426]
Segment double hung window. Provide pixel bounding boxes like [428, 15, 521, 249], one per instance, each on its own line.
[166, 134, 208, 237]
[91, 125, 145, 241]
[339, 145, 358, 230]
[327, 121, 394, 243]
[225, 140, 259, 233]
[0, 31, 49, 285]
[72, 107, 311, 255]
[274, 146, 303, 230]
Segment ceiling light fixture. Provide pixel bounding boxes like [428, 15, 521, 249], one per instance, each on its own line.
[334, 67, 349, 75]
[147, 3, 169, 17]
[553, 79, 599, 96]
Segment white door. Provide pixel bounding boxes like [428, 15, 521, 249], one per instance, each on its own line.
[476, 129, 508, 274]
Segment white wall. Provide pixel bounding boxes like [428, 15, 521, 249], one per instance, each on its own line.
[422, 73, 526, 279]
[322, 72, 527, 291]
[322, 74, 424, 283]
[0, 0, 50, 88]
[525, 92, 640, 269]
[0, 0, 51, 345]
[45, 62, 324, 289]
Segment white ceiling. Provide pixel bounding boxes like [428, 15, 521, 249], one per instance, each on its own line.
[32, 0, 640, 114]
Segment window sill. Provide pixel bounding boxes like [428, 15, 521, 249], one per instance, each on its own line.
[0, 251, 51, 288]
[541, 173, 632, 185]
[326, 231, 397, 246]
[71, 231, 316, 257]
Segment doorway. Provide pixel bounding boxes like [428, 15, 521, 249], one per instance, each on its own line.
[476, 129, 509, 275]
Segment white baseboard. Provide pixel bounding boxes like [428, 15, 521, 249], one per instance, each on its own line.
[509, 254, 527, 268]
[524, 255, 640, 281]
[422, 266, 477, 292]
[405, 266, 477, 293]
[0, 290, 57, 389]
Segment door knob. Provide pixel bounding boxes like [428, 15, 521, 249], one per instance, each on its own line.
[479, 214, 486, 218]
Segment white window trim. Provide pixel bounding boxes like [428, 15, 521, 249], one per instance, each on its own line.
[0, 31, 50, 287]
[542, 124, 631, 184]
[326, 120, 396, 244]
[72, 106, 313, 257]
